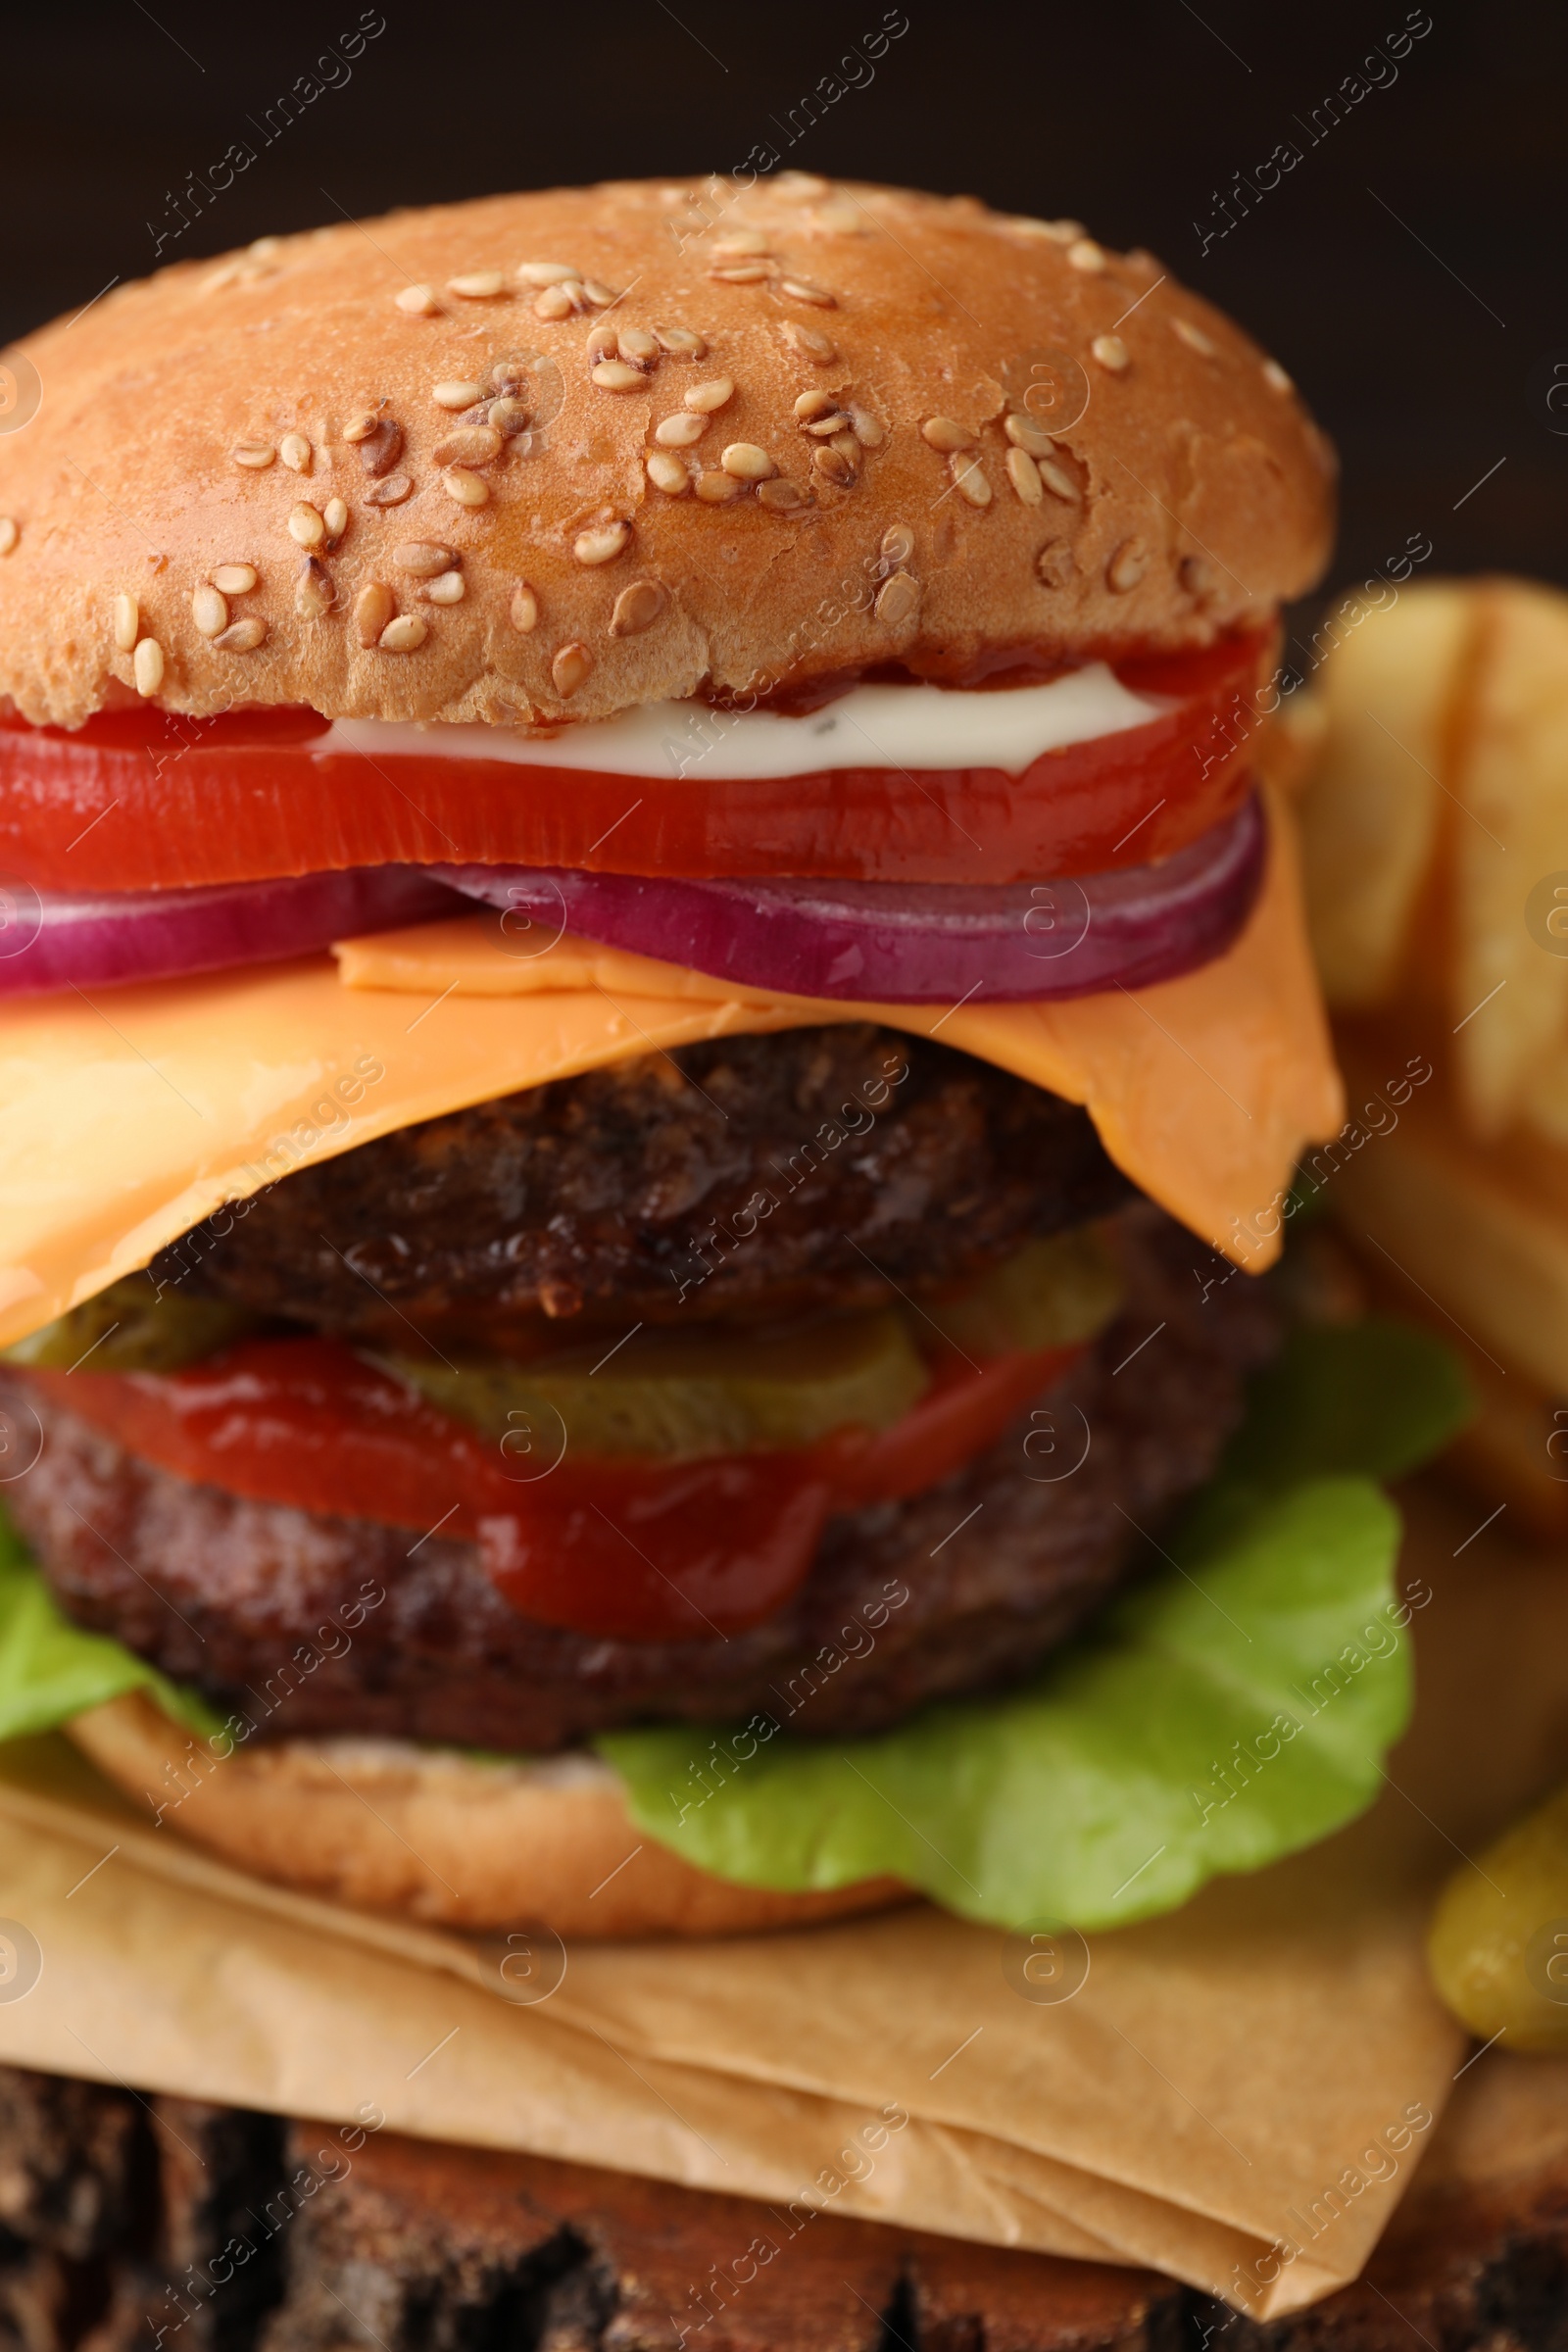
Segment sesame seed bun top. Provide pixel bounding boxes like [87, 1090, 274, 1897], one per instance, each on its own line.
[0, 175, 1335, 730]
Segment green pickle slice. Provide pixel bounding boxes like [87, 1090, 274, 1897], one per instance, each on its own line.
[3, 1280, 258, 1374]
[920, 1225, 1124, 1358]
[1428, 1781, 1568, 2051]
[387, 1308, 932, 1460]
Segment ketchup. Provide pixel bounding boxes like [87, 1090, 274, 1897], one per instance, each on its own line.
[26, 1336, 1080, 1642]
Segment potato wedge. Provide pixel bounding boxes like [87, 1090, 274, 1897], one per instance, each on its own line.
[1297, 582, 1477, 1009]
[1450, 580, 1568, 1136]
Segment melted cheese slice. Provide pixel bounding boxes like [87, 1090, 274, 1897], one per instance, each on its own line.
[0, 797, 1341, 1350]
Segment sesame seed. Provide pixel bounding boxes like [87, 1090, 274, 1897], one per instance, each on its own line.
[654, 412, 707, 448]
[695, 469, 744, 503]
[646, 452, 690, 495]
[1106, 539, 1147, 593]
[610, 578, 667, 637]
[710, 262, 771, 284]
[358, 419, 406, 478]
[488, 397, 531, 438]
[288, 503, 326, 551]
[0, 519, 15, 559]
[618, 327, 661, 364]
[812, 446, 856, 487]
[354, 582, 396, 646]
[232, 443, 276, 469]
[443, 467, 490, 508]
[779, 322, 837, 363]
[534, 283, 580, 321]
[395, 284, 440, 316]
[278, 431, 313, 473]
[1181, 555, 1220, 600]
[510, 582, 540, 632]
[1004, 414, 1053, 458]
[447, 270, 507, 300]
[776, 172, 829, 200]
[434, 424, 504, 467]
[112, 593, 139, 652]
[192, 585, 228, 638]
[211, 564, 258, 595]
[1066, 239, 1106, 272]
[1005, 446, 1044, 505]
[1036, 540, 1071, 589]
[432, 380, 484, 410]
[1091, 334, 1130, 373]
[585, 323, 617, 368]
[574, 519, 631, 565]
[394, 541, 458, 578]
[654, 325, 708, 358]
[921, 416, 972, 454]
[711, 229, 771, 257]
[1173, 318, 1218, 358]
[580, 280, 619, 310]
[811, 199, 864, 234]
[516, 262, 579, 285]
[322, 498, 349, 545]
[365, 474, 415, 507]
[950, 452, 992, 507]
[875, 571, 920, 627]
[1037, 458, 1080, 503]
[592, 360, 648, 392]
[721, 443, 775, 480]
[296, 557, 335, 618]
[793, 389, 839, 422]
[803, 411, 850, 438]
[1262, 358, 1294, 393]
[423, 570, 466, 605]
[881, 524, 915, 566]
[380, 613, 429, 651]
[552, 641, 593, 697]
[780, 276, 836, 307]
[214, 617, 268, 653]
[343, 412, 381, 442]
[757, 477, 808, 513]
[132, 638, 164, 697]
[685, 376, 734, 415]
[489, 365, 527, 395]
[847, 406, 885, 449]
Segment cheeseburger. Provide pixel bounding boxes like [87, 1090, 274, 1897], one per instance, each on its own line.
[0, 176, 1372, 1938]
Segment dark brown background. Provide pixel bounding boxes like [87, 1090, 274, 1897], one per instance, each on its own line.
[3, 0, 1563, 604]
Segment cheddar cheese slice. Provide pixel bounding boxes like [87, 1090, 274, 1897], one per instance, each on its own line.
[0, 798, 1341, 1350]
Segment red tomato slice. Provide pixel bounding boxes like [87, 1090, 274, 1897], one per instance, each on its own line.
[24, 1334, 1080, 1642]
[0, 633, 1272, 890]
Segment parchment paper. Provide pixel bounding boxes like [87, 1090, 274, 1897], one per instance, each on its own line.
[0, 1483, 1563, 2319]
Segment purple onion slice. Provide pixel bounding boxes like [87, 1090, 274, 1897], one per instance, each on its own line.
[434, 795, 1266, 1004]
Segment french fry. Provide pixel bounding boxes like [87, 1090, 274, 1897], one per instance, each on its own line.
[1296, 582, 1477, 1009]
[1449, 580, 1568, 1137]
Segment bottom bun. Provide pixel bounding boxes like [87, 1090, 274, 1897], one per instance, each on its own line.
[67, 1693, 906, 1938]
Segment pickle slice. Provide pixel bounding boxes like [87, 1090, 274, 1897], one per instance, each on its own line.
[388, 1307, 930, 1461]
[4, 1279, 259, 1374]
[920, 1226, 1124, 1358]
[1428, 1781, 1568, 2050]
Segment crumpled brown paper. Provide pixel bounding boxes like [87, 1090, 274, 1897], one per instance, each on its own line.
[0, 1483, 1563, 2319]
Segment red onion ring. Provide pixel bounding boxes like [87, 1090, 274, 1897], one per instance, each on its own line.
[434, 795, 1266, 1004]
[0, 866, 464, 998]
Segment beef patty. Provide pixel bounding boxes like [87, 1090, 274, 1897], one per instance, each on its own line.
[4, 1211, 1275, 1750]
[151, 1025, 1130, 1348]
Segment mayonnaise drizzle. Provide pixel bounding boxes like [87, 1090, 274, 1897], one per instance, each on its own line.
[318, 663, 1169, 784]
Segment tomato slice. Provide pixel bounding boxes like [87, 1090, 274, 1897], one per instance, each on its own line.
[23, 1334, 1080, 1642]
[0, 633, 1272, 891]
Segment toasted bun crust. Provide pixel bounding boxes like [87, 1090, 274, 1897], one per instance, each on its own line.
[66, 1693, 905, 1938]
[0, 176, 1333, 729]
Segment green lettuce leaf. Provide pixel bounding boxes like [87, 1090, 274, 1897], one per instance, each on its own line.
[599, 1320, 1473, 1931]
[0, 1506, 221, 1743]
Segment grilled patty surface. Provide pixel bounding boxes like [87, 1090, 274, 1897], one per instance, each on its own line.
[5, 1211, 1274, 1751]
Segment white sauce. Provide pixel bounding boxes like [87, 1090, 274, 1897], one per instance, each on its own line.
[317, 663, 1167, 784]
